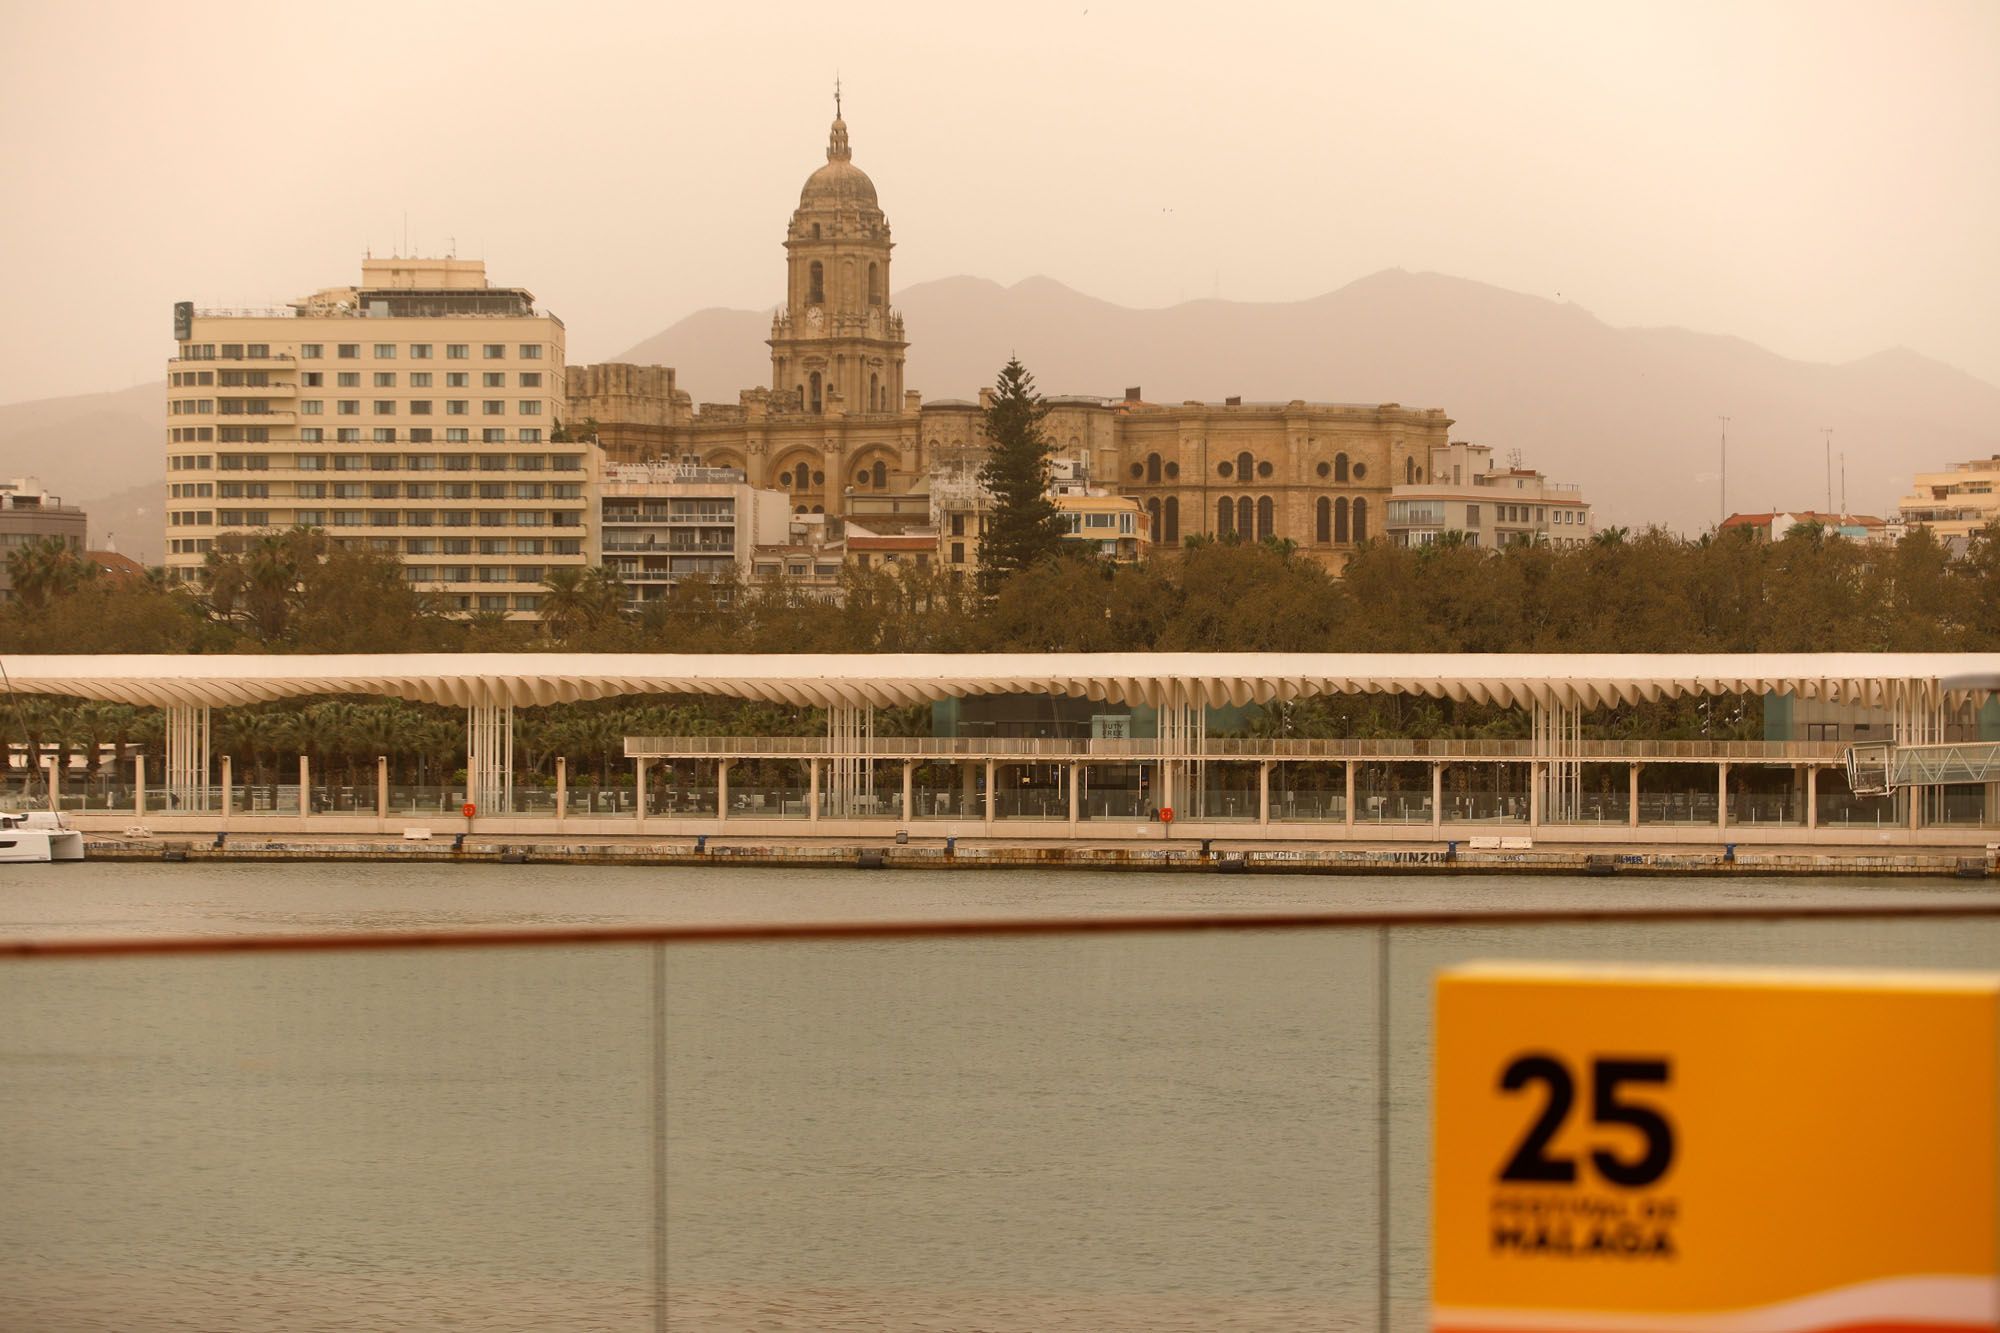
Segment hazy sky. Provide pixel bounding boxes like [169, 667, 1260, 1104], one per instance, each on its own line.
[1, 0, 1995, 406]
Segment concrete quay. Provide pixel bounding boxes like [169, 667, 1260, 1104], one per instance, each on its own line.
[79, 832, 1999, 879]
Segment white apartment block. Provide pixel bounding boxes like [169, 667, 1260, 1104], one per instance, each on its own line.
[590, 460, 792, 609]
[166, 258, 584, 617]
[1897, 452, 2000, 543]
[1384, 441, 1594, 549]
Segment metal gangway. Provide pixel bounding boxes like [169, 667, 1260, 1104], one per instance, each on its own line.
[1846, 740, 2000, 796]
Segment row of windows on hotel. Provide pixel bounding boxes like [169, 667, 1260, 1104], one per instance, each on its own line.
[1128, 452, 1393, 485]
[171, 399, 546, 417]
[169, 371, 547, 389]
[168, 535, 581, 557]
[178, 342, 546, 361]
[171, 482, 582, 500]
[168, 428, 565, 445]
[170, 510, 584, 529]
[169, 452, 582, 471]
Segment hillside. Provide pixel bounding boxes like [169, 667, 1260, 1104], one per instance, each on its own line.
[617, 270, 2000, 532]
[5, 270, 1995, 550]
[0, 382, 163, 558]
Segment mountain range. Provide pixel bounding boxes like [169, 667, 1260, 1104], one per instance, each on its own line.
[7, 269, 1994, 560]
[619, 269, 2000, 535]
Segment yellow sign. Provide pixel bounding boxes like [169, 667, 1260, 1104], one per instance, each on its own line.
[1433, 962, 2000, 1333]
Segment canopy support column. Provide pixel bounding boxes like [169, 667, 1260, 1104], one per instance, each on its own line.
[1157, 681, 1202, 819]
[465, 703, 513, 815]
[824, 702, 875, 818]
[164, 703, 211, 813]
[1890, 678, 1945, 828]
[1532, 693, 1579, 826]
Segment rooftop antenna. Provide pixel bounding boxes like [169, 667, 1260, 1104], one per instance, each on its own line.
[1718, 415, 1731, 525]
[1840, 452, 1847, 516]
[1822, 428, 1833, 514]
[402, 211, 409, 258]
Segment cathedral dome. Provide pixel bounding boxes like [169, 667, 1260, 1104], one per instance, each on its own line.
[799, 115, 878, 209]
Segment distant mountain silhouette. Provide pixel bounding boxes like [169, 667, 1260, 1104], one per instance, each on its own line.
[4, 270, 1993, 552]
[0, 382, 163, 562]
[617, 270, 2000, 532]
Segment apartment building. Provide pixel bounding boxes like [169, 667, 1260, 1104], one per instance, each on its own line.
[590, 460, 790, 608]
[1057, 493, 1149, 561]
[0, 478, 88, 602]
[1897, 453, 2000, 542]
[1384, 442, 1593, 549]
[166, 258, 584, 617]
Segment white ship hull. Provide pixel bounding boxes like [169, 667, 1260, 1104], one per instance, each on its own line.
[0, 813, 85, 862]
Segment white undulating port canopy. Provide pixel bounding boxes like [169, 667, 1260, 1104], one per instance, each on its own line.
[0, 653, 1993, 712]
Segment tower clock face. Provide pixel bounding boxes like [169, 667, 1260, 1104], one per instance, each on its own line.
[807, 306, 824, 330]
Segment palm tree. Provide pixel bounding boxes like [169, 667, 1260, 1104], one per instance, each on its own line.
[541, 566, 627, 643]
[7, 537, 90, 610]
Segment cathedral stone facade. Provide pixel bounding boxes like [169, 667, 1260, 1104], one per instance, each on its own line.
[568, 107, 1451, 572]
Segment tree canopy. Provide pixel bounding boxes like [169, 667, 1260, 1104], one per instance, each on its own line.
[3, 519, 1998, 660]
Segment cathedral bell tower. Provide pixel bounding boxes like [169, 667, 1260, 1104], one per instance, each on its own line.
[768, 97, 907, 416]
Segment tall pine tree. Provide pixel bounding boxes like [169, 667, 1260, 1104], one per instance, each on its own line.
[976, 357, 1069, 595]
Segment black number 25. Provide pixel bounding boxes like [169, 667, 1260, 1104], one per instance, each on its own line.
[1497, 1054, 1674, 1187]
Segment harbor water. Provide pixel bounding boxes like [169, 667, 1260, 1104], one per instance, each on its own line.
[2, 863, 1996, 1330]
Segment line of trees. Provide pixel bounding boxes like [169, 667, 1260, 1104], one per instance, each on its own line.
[5, 507, 1999, 661]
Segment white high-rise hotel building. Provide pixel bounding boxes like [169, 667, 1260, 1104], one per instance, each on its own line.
[165, 258, 585, 615]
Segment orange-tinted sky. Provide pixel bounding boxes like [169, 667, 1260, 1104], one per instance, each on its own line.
[1, 0, 1994, 404]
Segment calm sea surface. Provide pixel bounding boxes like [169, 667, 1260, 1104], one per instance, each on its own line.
[2, 863, 1996, 1331]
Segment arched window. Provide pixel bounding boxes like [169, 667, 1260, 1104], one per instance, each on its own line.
[1335, 496, 1350, 543]
[871, 460, 886, 489]
[1316, 496, 1331, 543]
[1405, 457, 1417, 484]
[809, 372, 822, 413]
[1146, 452, 1161, 484]
[1236, 496, 1253, 537]
[1217, 497, 1233, 536]
[869, 373, 879, 411]
[1256, 495, 1274, 540]
[1164, 496, 1179, 544]
[1236, 451, 1254, 482]
[811, 223, 821, 240]
[794, 465, 812, 493]
[1335, 452, 1349, 483]
[868, 263, 881, 305]
[1353, 497, 1369, 543]
[1146, 497, 1162, 541]
[808, 261, 824, 304]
